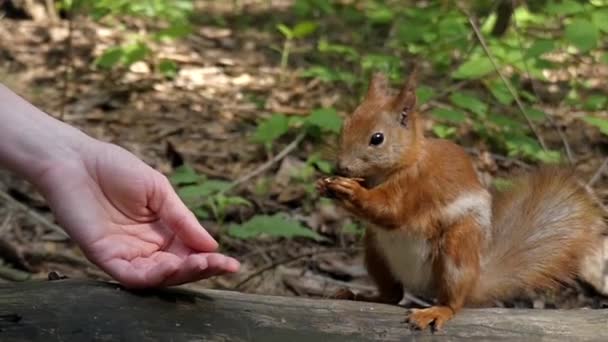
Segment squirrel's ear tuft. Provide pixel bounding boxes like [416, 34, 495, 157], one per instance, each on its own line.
[394, 68, 418, 127]
[366, 72, 389, 99]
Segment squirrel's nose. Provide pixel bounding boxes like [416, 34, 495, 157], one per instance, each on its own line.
[336, 163, 352, 177]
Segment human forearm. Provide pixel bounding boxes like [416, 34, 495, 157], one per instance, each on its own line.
[0, 83, 92, 186]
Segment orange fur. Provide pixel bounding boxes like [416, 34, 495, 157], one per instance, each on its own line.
[318, 71, 607, 331]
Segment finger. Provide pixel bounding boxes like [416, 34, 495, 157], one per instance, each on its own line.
[102, 257, 180, 289]
[162, 253, 240, 287]
[155, 176, 219, 252]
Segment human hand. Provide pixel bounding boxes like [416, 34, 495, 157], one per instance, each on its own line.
[35, 140, 240, 288]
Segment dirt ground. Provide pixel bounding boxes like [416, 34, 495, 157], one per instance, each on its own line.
[0, 1, 607, 310]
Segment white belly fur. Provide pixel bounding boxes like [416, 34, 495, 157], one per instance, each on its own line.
[373, 228, 434, 298]
[369, 190, 491, 299]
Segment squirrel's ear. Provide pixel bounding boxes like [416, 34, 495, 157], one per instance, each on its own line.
[366, 72, 389, 99]
[394, 68, 418, 127]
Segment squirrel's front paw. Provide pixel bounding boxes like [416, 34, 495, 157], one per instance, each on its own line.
[323, 177, 364, 201]
[316, 177, 336, 198]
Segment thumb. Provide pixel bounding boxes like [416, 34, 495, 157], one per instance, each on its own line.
[153, 175, 219, 252]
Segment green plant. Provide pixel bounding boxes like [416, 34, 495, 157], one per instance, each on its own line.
[285, 0, 606, 163]
[169, 165, 251, 224]
[276, 21, 318, 78]
[228, 213, 325, 241]
[251, 107, 343, 148]
[61, 0, 193, 73]
[583, 116, 608, 135]
[341, 221, 364, 237]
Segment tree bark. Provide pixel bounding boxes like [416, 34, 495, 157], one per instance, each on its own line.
[0, 279, 606, 341]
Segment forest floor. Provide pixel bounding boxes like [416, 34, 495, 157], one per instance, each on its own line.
[0, 1, 607, 311]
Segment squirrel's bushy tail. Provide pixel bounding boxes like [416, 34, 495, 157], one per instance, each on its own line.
[472, 167, 605, 303]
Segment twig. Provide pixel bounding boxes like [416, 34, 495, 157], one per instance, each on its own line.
[0, 189, 68, 237]
[0, 237, 32, 271]
[0, 263, 31, 282]
[24, 249, 92, 268]
[0, 212, 13, 236]
[223, 132, 306, 193]
[233, 247, 360, 290]
[464, 13, 548, 151]
[579, 181, 608, 216]
[464, 147, 532, 170]
[588, 157, 608, 188]
[554, 126, 574, 164]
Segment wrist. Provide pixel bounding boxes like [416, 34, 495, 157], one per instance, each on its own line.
[28, 122, 94, 188]
[0, 84, 95, 188]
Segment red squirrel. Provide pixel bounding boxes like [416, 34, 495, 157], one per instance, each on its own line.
[316, 70, 606, 331]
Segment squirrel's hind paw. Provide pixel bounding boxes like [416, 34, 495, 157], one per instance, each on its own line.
[331, 287, 356, 300]
[405, 306, 454, 332]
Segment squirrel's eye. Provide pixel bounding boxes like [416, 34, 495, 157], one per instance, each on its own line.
[369, 132, 384, 146]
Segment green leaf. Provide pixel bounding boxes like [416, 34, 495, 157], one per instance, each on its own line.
[524, 40, 555, 59]
[525, 107, 547, 122]
[365, 3, 394, 24]
[300, 66, 356, 84]
[178, 180, 231, 199]
[291, 21, 318, 39]
[317, 39, 359, 60]
[307, 153, 333, 174]
[591, 8, 608, 33]
[155, 21, 192, 41]
[432, 124, 457, 139]
[169, 165, 202, 186]
[492, 177, 514, 191]
[583, 116, 608, 135]
[342, 222, 364, 236]
[438, 15, 467, 40]
[416, 86, 436, 104]
[159, 59, 178, 78]
[305, 108, 342, 134]
[564, 19, 599, 52]
[395, 19, 428, 44]
[449, 92, 488, 117]
[487, 113, 525, 131]
[583, 95, 608, 111]
[214, 195, 252, 208]
[193, 207, 210, 220]
[486, 80, 514, 105]
[95, 47, 124, 69]
[431, 108, 467, 123]
[252, 114, 290, 145]
[452, 57, 494, 80]
[277, 24, 293, 39]
[228, 214, 325, 241]
[546, 0, 585, 15]
[361, 54, 400, 74]
[314, 160, 333, 174]
[122, 42, 150, 66]
[504, 133, 561, 163]
[533, 150, 562, 163]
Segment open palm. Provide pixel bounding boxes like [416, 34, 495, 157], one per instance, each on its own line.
[37, 141, 239, 288]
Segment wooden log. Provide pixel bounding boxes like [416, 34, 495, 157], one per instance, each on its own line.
[0, 279, 606, 341]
